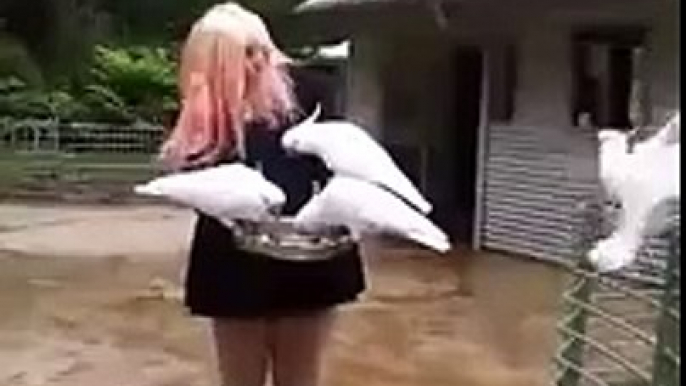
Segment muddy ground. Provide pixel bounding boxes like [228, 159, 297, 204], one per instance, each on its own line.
[0, 204, 567, 386]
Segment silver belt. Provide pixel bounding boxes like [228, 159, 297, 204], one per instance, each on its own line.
[231, 218, 355, 262]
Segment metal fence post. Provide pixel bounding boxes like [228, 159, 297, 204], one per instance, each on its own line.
[557, 269, 595, 386]
[651, 227, 680, 386]
[555, 197, 601, 386]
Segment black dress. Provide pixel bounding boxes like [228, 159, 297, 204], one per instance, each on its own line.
[183, 122, 366, 319]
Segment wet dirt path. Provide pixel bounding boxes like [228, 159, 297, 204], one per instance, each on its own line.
[0, 204, 567, 386]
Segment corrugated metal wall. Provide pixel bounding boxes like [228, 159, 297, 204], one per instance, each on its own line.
[480, 123, 599, 263]
[479, 122, 677, 273]
[601, 190, 680, 285]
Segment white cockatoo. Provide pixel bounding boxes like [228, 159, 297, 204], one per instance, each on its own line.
[281, 105, 432, 214]
[134, 163, 286, 228]
[597, 129, 631, 201]
[588, 112, 680, 272]
[293, 175, 450, 253]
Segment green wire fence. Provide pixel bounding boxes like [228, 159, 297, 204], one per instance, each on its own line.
[553, 198, 680, 386]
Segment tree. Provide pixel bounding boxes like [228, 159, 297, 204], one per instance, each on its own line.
[1, 0, 104, 82]
[0, 0, 316, 81]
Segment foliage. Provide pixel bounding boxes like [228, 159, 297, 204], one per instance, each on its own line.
[0, 76, 27, 93]
[0, 45, 179, 124]
[3, 0, 323, 84]
[78, 84, 134, 123]
[83, 45, 179, 123]
[99, 0, 304, 42]
[89, 46, 177, 102]
[0, 34, 44, 86]
[2, 0, 103, 82]
[0, 0, 320, 124]
[0, 83, 89, 121]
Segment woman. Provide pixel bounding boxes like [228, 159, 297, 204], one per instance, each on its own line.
[161, 3, 366, 386]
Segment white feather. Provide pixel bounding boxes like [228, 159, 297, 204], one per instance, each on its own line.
[589, 112, 680, 272]
[282, 109, 432, 214]
[597, 130, 631, 200]
[293, 176, 450, 253]
[134, 163, 286, 227]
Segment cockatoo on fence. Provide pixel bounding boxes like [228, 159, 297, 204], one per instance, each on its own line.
[588, 112, 680, 272]
[134, 163, 286, 228]
[281, 105, 432, 214]
[293, 175, 451, 253]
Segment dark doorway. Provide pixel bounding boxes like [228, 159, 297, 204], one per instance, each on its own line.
[445, 46, 483, 244]
[606, 46, 635, 128]
[571, 28, 646, 129]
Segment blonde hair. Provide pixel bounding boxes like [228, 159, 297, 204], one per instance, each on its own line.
[161, 2, 296, 168]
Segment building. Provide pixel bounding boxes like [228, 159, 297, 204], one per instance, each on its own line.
[295, 0, 679, 263]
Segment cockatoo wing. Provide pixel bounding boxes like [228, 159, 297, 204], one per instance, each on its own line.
[597, 129, 631, 200]
[134, 163, 286, 224]
[282, 114, 432, 214]
[315, 122, 432, 214]
[294, 176, 450, 253]
[589, 113, 680, 272]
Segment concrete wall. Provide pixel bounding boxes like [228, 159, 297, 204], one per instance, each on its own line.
[476, 23, 600, 259]
[375, 35, 472, 235]
[344, 0, 678, 130]
[341, 0, 678, 252]
[344, 30, 457, 146]
[644, 1, 680, 124]
[381, 36, 456, 146]
[344, 31, 457, 202]
[512, 23, 573, 128]
[345, 35, 384, 139]
[347, 7, 679, 167]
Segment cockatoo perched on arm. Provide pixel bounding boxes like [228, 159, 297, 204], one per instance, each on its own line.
[134, 163, 286, 228]
[588, 112, 680, 272]
[281, 105, 433, 214]
[293, 175, 451, 253]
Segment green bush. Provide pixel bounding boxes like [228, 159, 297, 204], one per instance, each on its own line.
[84, 45, 179, 123]
[0, 76, 27, 93]
[80, 84, 135, 123]
[0, 44, 180, 124]
[0, 35, 44, 87]
[0, 86, 89, 121]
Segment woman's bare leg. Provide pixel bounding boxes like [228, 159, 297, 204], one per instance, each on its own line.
[212, 318, 270, 386]
[271, 310, 337, 386]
